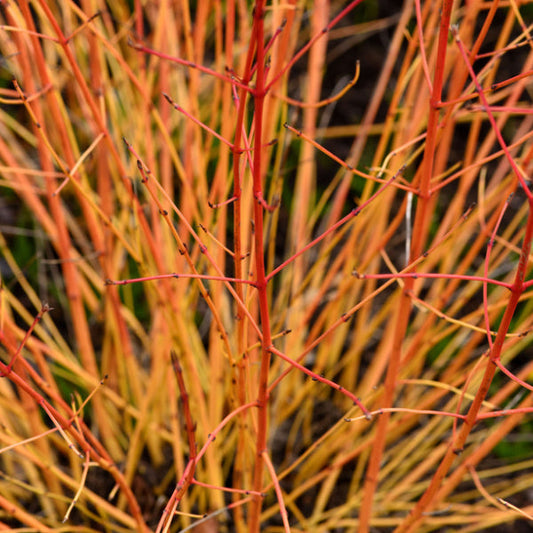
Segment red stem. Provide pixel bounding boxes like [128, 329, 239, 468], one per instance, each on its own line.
[395, 203, 533, 533]
[248, 3, 274, 532]
[358, 2, 454, 531]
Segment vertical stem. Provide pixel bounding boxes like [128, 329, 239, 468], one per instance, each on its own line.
[17, 0, 125, 462]
[248, 2, 272, 532]
[229, 4, 256, 531]
[358, 2, 453, 531]
[286, 0, 329, 384]
[328, 0, 414, 226]
[409, 0, 453, 257]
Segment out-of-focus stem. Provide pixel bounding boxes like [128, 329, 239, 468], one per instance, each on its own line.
[358, 2, 453, 531]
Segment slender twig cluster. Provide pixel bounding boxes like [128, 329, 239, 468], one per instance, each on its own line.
[1, 1, 533, 532]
